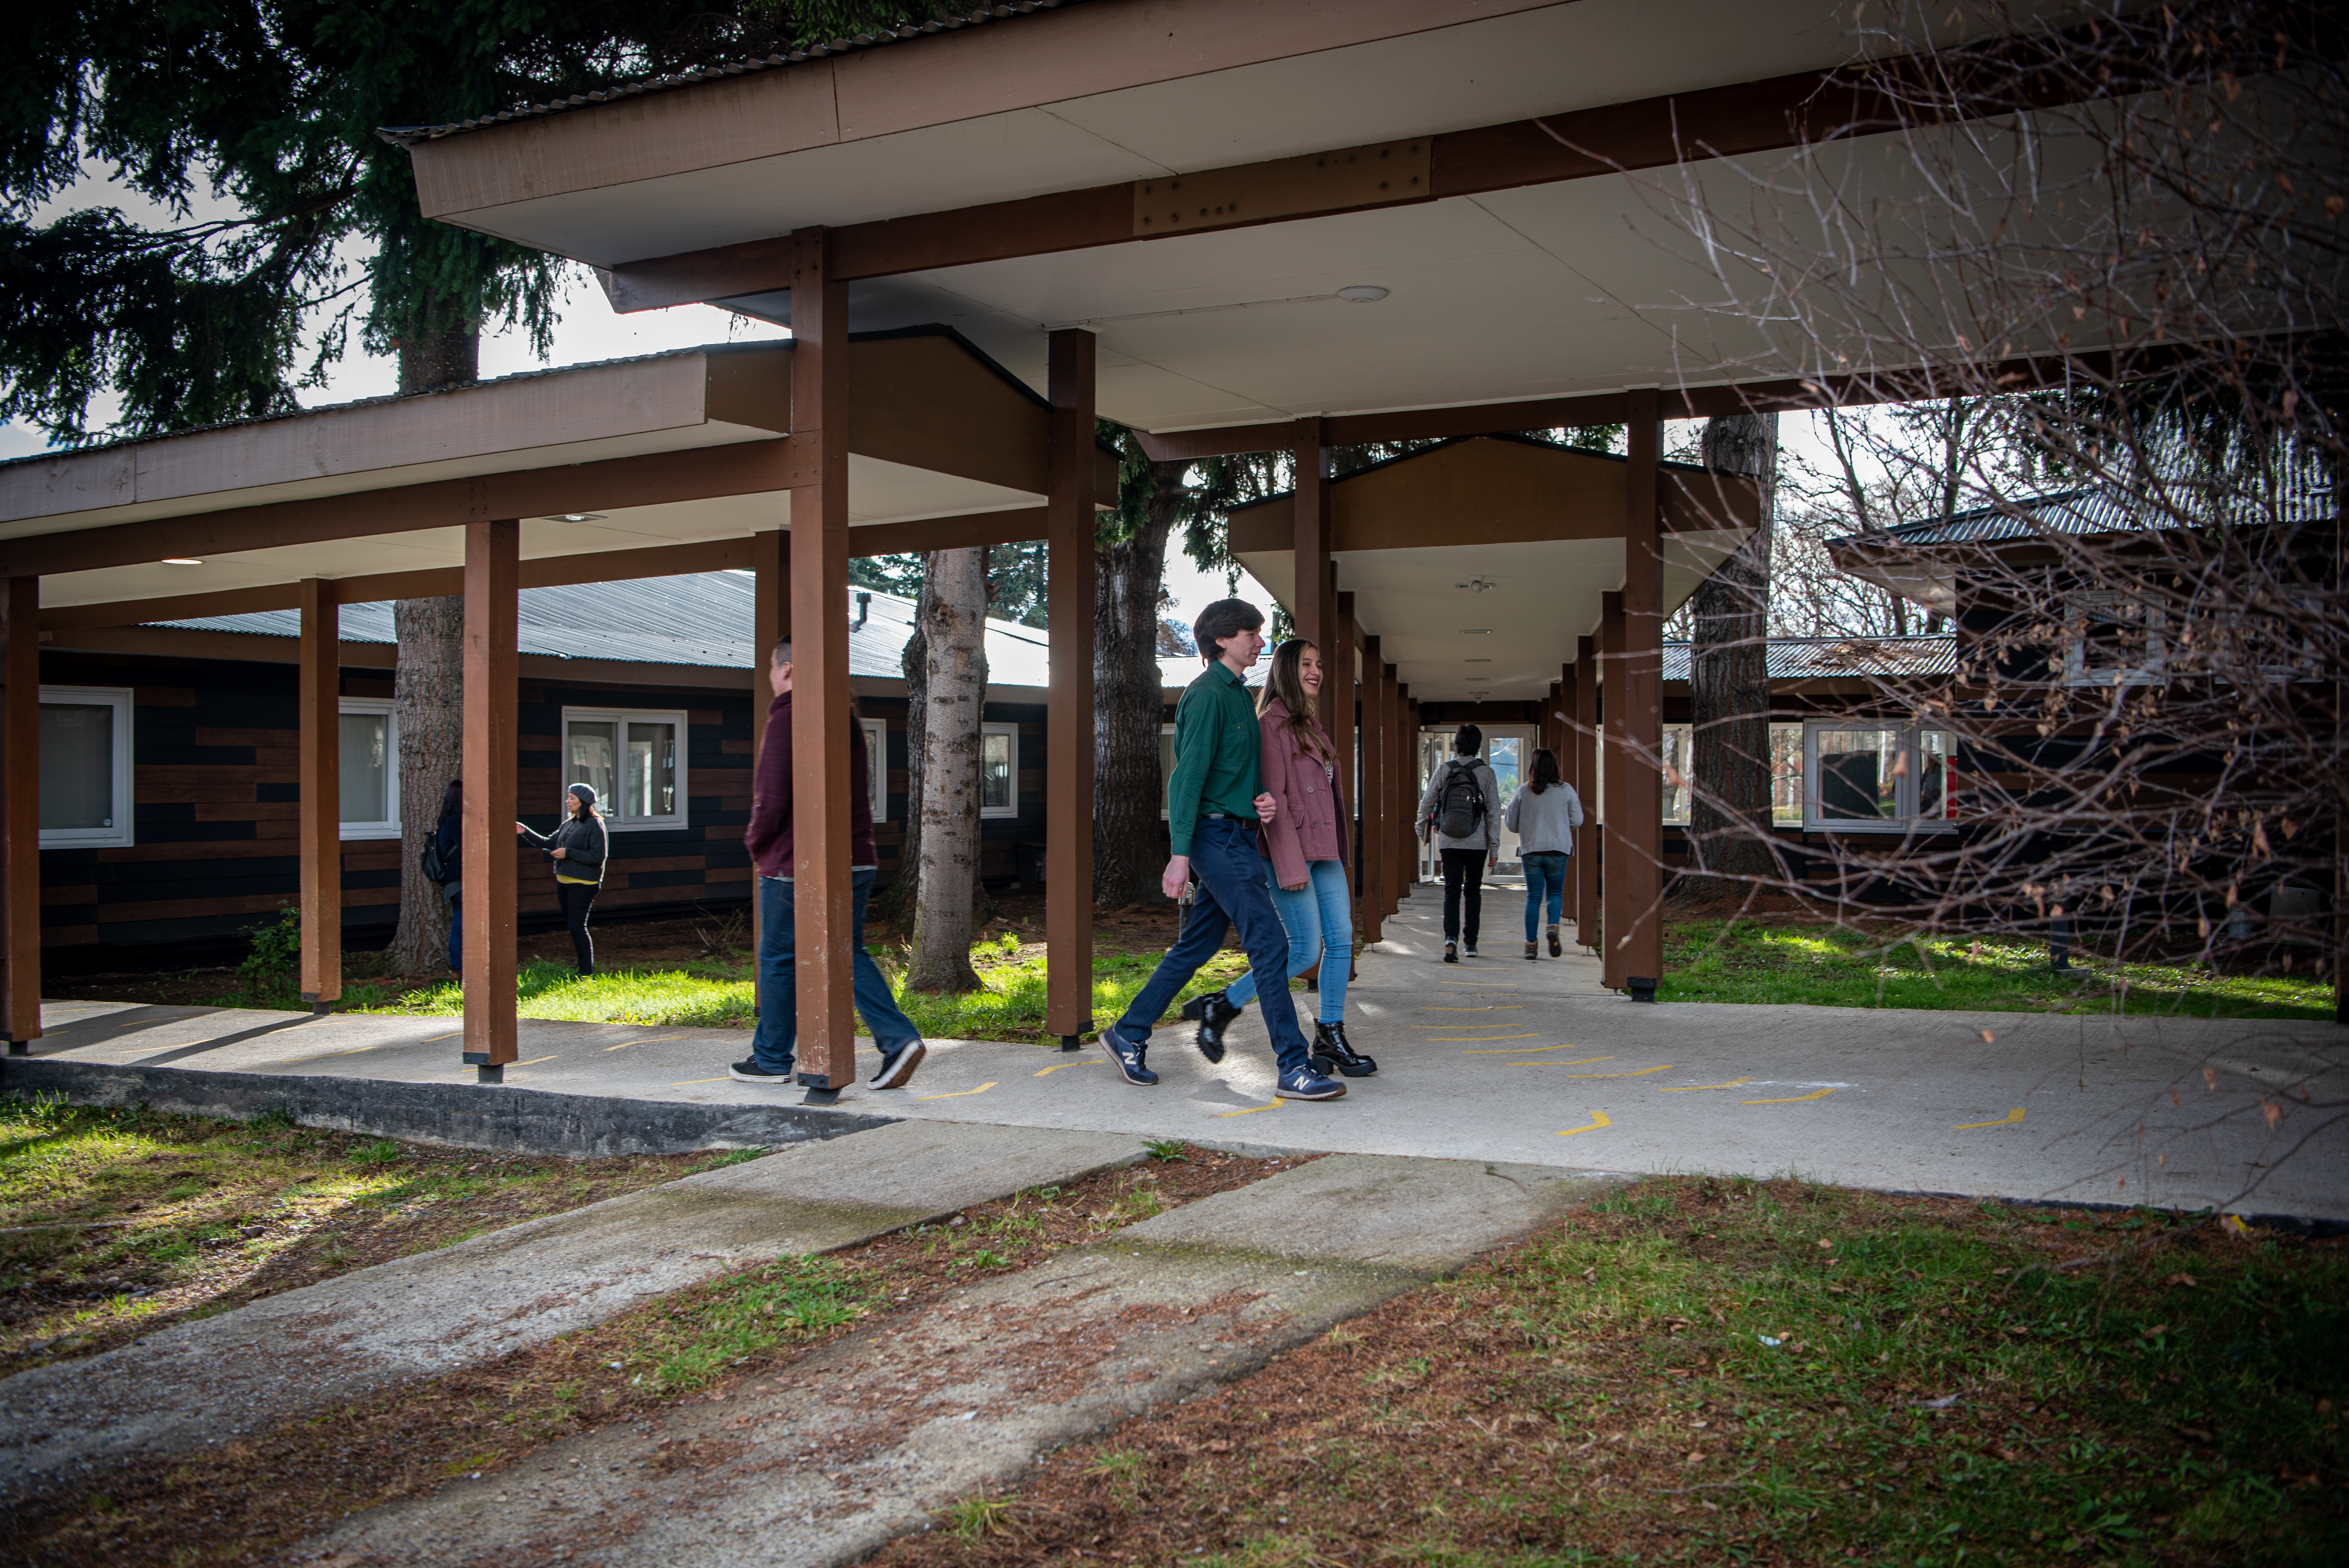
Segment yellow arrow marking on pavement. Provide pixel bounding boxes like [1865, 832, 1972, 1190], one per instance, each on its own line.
[1033, 1060, 1100, 1077]
[425, 1032, 462, 1042]
[1216, 1098, 1286, 1118]
[1953, 1107, 2026, 1129]
[1417, 1006, 1524, 1012]
[1657, 1078, 1754, 1092]
[1438, 982, 1517, 987]
[1741, 1087, 1840, 1104]
[604, 1035, 686, 1051]
[1464, 1048, 1608, 1059]
[1428, 1032, 1542, 1042]
[918, 1082, 998, 1101]
[669, 1077, 734, 1086]
[1556, 1110, 1613, 1138]
[510, 1055, 558, 1067]
[1516, 1064, 1673, 1078]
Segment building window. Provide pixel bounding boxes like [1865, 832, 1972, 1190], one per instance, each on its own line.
[338, 699, 401, 839]
[2063, 590, 2167, 686]
[1803, 722, 1955, 832]
[561, 707, 687, 830]
[860, 718, 888, 823]
[980, 723, 1018, 819]
[38, 686, 134, 848]
[1660, 725, 1691, 825]
[1663, 723, 1803, 827]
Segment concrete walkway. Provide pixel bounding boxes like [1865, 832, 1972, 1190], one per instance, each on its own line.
[17, 891, 2347, 1220]
[298, 1153, 1622, 1568]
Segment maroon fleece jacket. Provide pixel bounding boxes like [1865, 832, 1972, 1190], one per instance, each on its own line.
[745, 690, 878, 878]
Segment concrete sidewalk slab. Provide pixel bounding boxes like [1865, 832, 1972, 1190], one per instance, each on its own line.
[0, 1122, 1143, 1511]
[300, 1155, 1625, 1568]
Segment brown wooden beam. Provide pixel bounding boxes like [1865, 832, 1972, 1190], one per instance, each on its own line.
[1292, 420, 1333, 734]
[1359, 630, 1385, 945]
[1333, 586, 1358, 947]
[1044, 327, 1097, 1046]
[460, 518, 520, 1077]
[1570, 652, 1597, 938]
[848, 507, 1048, 558]
[750, 527, 788, 964]
[1609, 392, 1665, 1000]
[789, 227, 857, 1098]
[1388, 666, 1408, 912]
[297, 579, 342, 1011]
[1, 577, 38, 1051]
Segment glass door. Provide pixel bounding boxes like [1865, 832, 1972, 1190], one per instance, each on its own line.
[1417, 725, 1537, 879]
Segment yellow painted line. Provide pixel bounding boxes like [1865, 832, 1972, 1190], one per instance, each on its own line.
[425, 1031, 463, 1042]
[1521, 1064, 1674, 1078]
[1438, 982, 1518, 987]
[1032, 1059, 1100, 1077]
[917, 1082, 998, 1101]
[1953, 1107, 2026, 1129]
[1467, 1051, 1611, 1062]
[1556, 1110, 1613, 1138]
[1427, 1032, 1542, 1043]
[1657, 1078, 1753, 1092]
[1216, 1098, 1286, 1118]
[669, 1076, 734, 1086]
[604, 1034, 686, 1052]
[510, 1055, 559, 1067]
[1742, 1087, 1840, 1104]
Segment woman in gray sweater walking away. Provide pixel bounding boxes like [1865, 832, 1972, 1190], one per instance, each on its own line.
[1503, 748, 1584, 959]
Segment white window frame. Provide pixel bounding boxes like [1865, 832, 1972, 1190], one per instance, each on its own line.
[1660, 723, 1691, 825]
[1802, 720, 1958, 833]
[38, 685, 134, 848]
[337, 698, 401, 841]
[559, 706, 689, 832]
[1159, 722, 1177, 820]
[979, 722, 1019, 820]
[859, 718, 889, 823]
[2062, 590, 2168, 687]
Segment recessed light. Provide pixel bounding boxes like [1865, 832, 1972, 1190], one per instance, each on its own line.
[162, 558, 202, 565]
[543, 513, 606, 523]
[1460, 629, 1491, 635]
[1335, 285, 1389, 304]
[1464, 658, 1493, 663]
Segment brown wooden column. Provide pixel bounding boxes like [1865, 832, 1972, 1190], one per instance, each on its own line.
[1291, 418, 1334, 734]
[1405, 692, 1422, 891]
[788, 226, 857, 1098]
[297, 578, 342, 1012]
[1, 576, 38, 1053]
[1359, 633, 1387, 943]
[749, 528, 788, 957]
[1332, 586, 1358, 921]
[1044, 327, 1097, 1048]
[1599, 600, 1626, 984]
[1609, 388, 1666, 1000]
[461, 519, 520, 1080]
[1574, 636, 1599, 944]
[1387, 666, 1408, 907]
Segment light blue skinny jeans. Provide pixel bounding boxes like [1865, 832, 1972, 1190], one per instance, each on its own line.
[1522, 852, 1569, 941]
[1223, 858, 1350, 1024]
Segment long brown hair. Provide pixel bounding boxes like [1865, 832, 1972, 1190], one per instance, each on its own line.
[1528, 747, 1563, 795]
[1258, 639, 1332, 760]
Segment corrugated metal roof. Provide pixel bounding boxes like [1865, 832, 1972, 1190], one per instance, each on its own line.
[155, 572, 1055, 686]
[1830, 455, 2335, 552]
[1661, 635, 1957, 680]
[376, 2, 1086, 147]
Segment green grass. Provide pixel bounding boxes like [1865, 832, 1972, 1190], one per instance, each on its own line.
[1662, 921, 2335, 1020]
[620, 1253, 875, 1392]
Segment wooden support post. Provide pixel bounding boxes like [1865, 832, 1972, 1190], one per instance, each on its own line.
[1387, 666, 1408, 907]
[1599, 599, 1626, 985]
[1, 576, 38, 1053]
[1612, 389, 1665, 1000]
[749, 528, 788, 958]
[1404, 691, 1421, 891]
[1573, 638, 1599, 943]
[1332, 586, 1358, 924]
[297, 578, 342, 1012]
[1360, 633, 1386, 943]
[788, 226, 857, 1099]
[461, 519, 519, 1080]
[1291, 419, 1335, 736]
[1044, 327, 1097, 1048]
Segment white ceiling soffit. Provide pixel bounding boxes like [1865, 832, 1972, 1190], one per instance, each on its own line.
[33, 456, 1042, 610]
[1236, 532, 1746, 702]
[418, 0, 2021, 265]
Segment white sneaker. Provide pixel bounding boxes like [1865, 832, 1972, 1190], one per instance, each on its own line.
[867, 1041, 926, 1090]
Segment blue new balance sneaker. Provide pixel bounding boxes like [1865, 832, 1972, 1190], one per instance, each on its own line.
[1276, 1064, 1347, 1101]
[1098, 1023, 1158, 1086]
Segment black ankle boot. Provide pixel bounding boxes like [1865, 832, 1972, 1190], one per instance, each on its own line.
[1179, 988, 1243, 1064]
[1311, 1020, 1378, 1078]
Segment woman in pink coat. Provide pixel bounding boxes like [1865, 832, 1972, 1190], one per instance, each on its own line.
[1180, 640, 1376, 1078]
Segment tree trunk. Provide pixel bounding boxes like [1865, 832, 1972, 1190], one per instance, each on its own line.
[1094, 458, 1189, 907]
[1684, 413, 1780, 893]
[907, 549, 987, 992]
[388, 595, 464, 972]
[886, 572, 934, 925]
[386, 308, 479, 974]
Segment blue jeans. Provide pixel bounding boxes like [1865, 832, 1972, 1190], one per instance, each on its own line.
[752, 870, 920, 1073]
[1115, 817, 1312, 1076]
[1224, 858, 1350, 1024]
[1523, 852, 1568, 941]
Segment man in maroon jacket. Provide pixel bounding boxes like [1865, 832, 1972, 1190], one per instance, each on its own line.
[732, 638, 927, 1092]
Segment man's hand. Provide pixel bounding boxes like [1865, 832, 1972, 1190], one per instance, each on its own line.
[1254, 791, 1277, 823]
[1161, 855, 1192, 902]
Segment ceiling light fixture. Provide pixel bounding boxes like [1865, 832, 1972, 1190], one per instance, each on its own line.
[162, 558, 202, 565]
[1460, 628, 1491, 635]
[1464, 657, 1492, 663]
[1335, 285, 1390, 304]
[544, 513, 606, 523]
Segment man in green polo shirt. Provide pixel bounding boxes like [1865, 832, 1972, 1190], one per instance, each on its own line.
[1098, 599, 1345, 1100]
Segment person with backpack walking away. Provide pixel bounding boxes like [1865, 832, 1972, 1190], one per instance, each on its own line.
[730, 638, 927, 1093]
[1417, 725, 1500, 962]
[428, 780, 462, 974]
[1098, 600, 1347, 1102]
[1504, 747, 1583, 959]
[515, 785, 609, 975]
[1181, 639, 1377, 1078]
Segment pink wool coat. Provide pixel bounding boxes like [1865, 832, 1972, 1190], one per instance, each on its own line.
[1256, 697, 1349, 889]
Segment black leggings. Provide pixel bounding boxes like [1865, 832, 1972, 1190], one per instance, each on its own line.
[1440, 848, 1488, 945]
[558, 882, 599, 973]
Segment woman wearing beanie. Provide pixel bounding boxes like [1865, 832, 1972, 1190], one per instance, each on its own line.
[1182, 639, 1376, 1078]
[515, 784, 608, 975]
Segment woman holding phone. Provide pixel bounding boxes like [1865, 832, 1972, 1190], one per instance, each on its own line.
[515, 783, 608, 976]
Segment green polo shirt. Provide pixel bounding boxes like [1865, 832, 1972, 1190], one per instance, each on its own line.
[1165, 659, 1262, 855]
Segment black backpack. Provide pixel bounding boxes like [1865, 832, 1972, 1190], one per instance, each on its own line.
[1434, 759, 1487, 839]
[419, 833, 449, 885]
